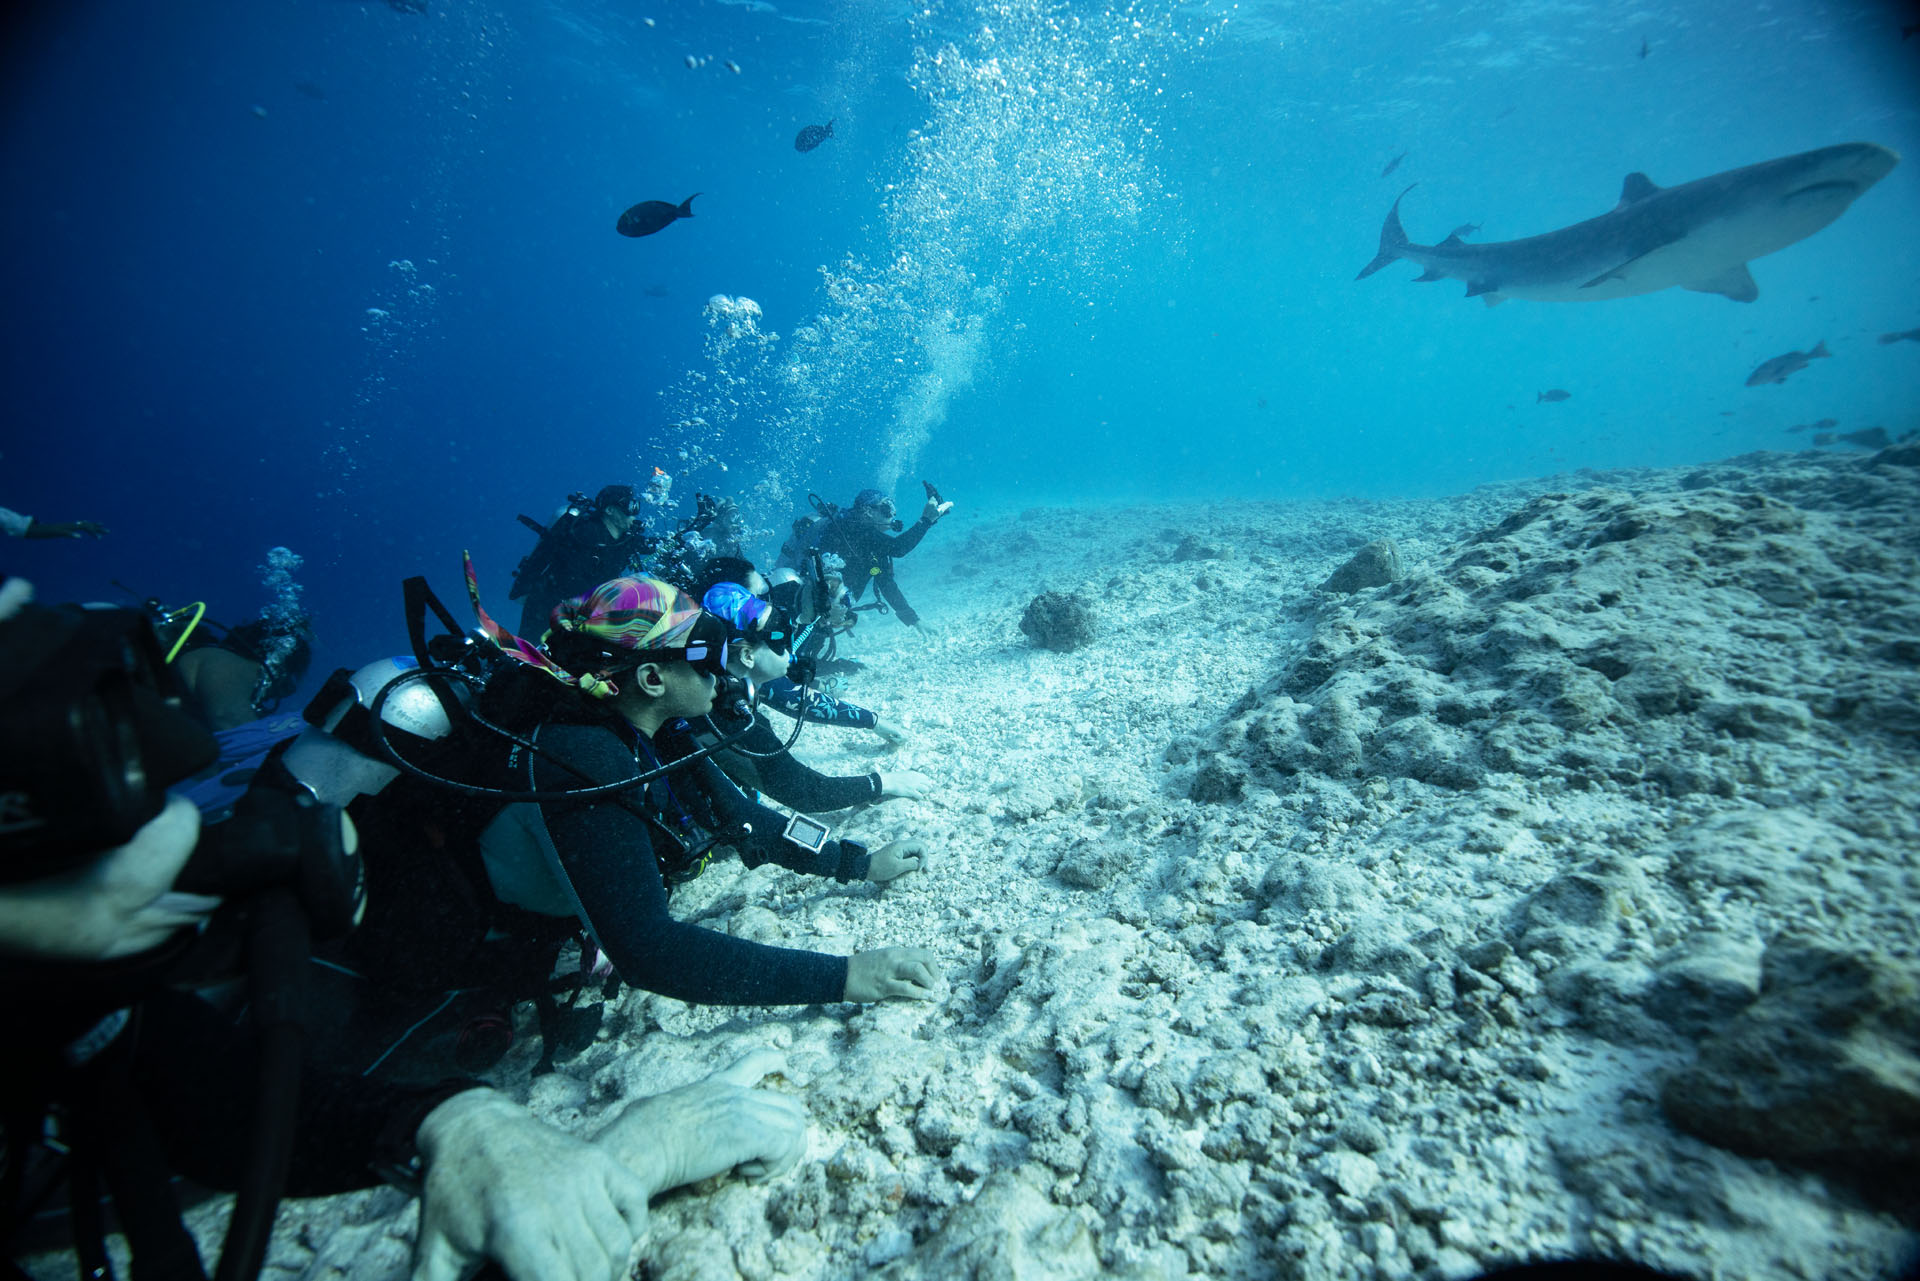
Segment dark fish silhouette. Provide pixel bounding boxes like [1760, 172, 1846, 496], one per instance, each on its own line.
[617, 193, 698, 238]
[794, 119, 835, 152]
[1639, 38, 1651, 59]
[294, 80, 326, 100]
[1830, 427, 1891, 449]
[1537, 389, 1572, 403]
[1879, 327, 1920, 344]
[1746, 341, 1829, 386]
[1787, 417, 1840, 433]
[1381, 151, 1407, 178]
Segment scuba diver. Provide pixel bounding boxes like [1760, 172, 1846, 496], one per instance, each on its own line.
[789, 483, 954, 631]
[508, 484, 655, 638]
[675, 580, 930, 811]
[274, 561, 940, 1092]
[692, 559, 907, 747]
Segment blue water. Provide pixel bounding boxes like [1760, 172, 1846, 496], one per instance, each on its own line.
[4, 0, 1917, 684]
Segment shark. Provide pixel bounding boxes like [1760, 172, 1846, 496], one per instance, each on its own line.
[1356, 142, 1899, 306]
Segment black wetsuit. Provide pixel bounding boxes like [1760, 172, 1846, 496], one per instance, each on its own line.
[480, 714, 872, 1006]
[657, 713, 882, 814]
[813, 512, 937, 625]
[510, 514, 654, 638]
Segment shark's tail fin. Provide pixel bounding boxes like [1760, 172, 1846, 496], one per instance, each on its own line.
[1356, 184, 1417, 280]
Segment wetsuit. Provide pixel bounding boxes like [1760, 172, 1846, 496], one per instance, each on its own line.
[510, 515, 654, 638]
[813, 512, 937, 625]
[657, 713, 882, 814]
[474, 714, 871, 1006]
[759, 677, 879, 730]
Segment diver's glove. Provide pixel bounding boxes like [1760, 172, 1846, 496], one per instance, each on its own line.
[592, 1048, 808, 1189]
[878, 772, 933, 802]
[412, 1089, 652, 1281]
[866, 839, 929, 881]
[844, 946, 940, 1002]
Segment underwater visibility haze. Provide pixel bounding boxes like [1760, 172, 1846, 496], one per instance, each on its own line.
[3, 0, 1919, 1277]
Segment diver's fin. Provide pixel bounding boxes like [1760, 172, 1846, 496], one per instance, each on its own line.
[1682, 262, 1759, 302]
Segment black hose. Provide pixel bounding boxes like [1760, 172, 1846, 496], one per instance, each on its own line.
[212, 890, 310, 1281]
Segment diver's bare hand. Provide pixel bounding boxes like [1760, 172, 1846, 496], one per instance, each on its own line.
[878, 771, 933, 802]
[866, 839, 929, 881]
[871, 717, 909, 749]
[592, 1049, 808, 1193]
[844, 946, 939, 1002]
[920, 497, 953, 524]
[413, 1090, 651, 1281]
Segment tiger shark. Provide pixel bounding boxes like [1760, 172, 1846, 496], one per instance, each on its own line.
[1356, 142, 1899, 306]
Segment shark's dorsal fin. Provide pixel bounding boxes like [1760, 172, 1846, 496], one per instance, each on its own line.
[1615, 172, 1660, 209]
[1438, 233, 1466, 249]
[1682, 262, 1759, 303]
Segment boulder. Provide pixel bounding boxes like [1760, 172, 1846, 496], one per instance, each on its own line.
[1320, 538, 1405, 593]
[1019, 590, 1098, 652]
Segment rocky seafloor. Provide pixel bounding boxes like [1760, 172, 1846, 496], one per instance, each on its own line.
[56, 447, 1920, 1280]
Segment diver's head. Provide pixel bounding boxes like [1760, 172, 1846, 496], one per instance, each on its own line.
[702, 581, 788, 682]
[852, 488, 896, 527]
[595, 484, 640, 537]
[544, 576, 727, 730]
[694, 556, 767, 601]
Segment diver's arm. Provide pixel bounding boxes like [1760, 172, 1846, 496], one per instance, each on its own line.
[759, 677, 880, 729]
[689, 754, 872, 880]
[532, 727, 848, 1006]
[884, 514, 936, 558]
[873, 572, 922, 627]
[728, 715, 882, 813]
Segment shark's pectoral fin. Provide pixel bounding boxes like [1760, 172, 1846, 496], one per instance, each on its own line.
[1682, 262, 1759, 302]
[1414, 266, 1447, 282]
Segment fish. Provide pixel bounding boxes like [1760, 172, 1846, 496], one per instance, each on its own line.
[1745, 341, 1830, 386]
[1879, 327, 1920, 344]
[617, 193, 699, 238]
[1639, 38, 1651, 59]
[1356, 142, 1899, 306]
[1537, 389, 1572, 403]
[1787, 417, 1840, 433]
[1448, 221, 1482, 239]
[794, 119, 835, 152]
[1381, 151, 1407, 178]
[1837, 427, 1891, 449]
[294, 80, 326, 100]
